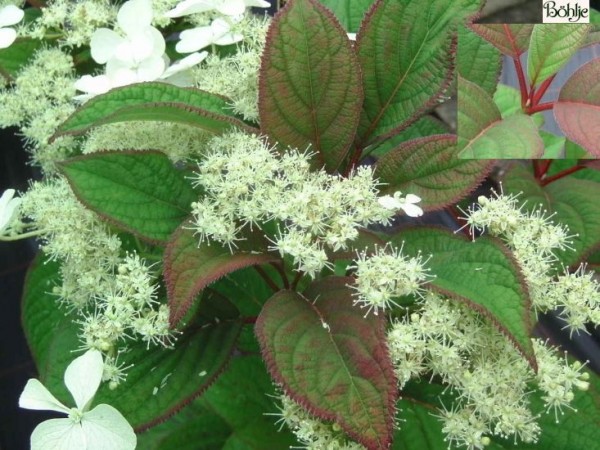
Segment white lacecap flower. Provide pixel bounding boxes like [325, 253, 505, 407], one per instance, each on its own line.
[0, 4, 24, 49]
[176, 17, 244, 53]
[74, 0, 205, 100]
[378, 191, 424, 217]
[0, 189, 21, 235]
[165, 0, 270, 18]
[19, 350, 136, 450]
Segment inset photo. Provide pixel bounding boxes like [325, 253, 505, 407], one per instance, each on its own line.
[458, 22, 600, 158]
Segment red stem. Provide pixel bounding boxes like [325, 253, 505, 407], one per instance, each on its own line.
[242, 316, 258, 324]
[290, 271, 303, 290]
[269, 262, 289, 289]
[541, 165, 586, 186]
[533, 160, 541, 178]
[531, 75, 556, 106]
[504, 25, 529, 108]
[526, 102, 554, 114]
[343, 143, 363, 177]
[253, 266, 279, 293]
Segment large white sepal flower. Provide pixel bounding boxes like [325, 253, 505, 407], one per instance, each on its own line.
[176, 17, 243, 53]
[0, 4, 24, 49]
[378, 192, 424, 217]
[0, 189, 21, 234]
[165, 0, 270, 18]
[19, 350, 136, 450]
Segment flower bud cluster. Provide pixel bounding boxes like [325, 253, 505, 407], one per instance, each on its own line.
[350, 244, 430, 316]
[463, 191, 598, 334]
[191, 131, 419, 277]
[387, 292, 592, 449]
[272, 394, 365, 450]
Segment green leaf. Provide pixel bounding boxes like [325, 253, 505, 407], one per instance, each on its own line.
[457, 25, 502, 96]
[368, 115, 449, 158]
[391, 228, 536, 369]
[164, 225, 279, 328]
[458, 77, 544, 158]
[256, 277, 397, 450]
[356, 0, 459, 145]
[317, 0, 374, 32]
[540, 130, 566, 158]
[467, 24, 533, 57]
[554, 58, 600, 157]
[374, 135, 491, 211]
[59, 151, 197, 243]
[22, 253, 243, 431]
[503, 163, 600, 269]
[0, 38, 44, 81]
[259, 0, 363, 172]
[54, 82, 256, 139]
[493, 83, 545, 127]
[527, 24, 590, 87]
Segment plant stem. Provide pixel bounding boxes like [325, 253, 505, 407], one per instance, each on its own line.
[0, 229, 46, 241]
[270, 261, 289, 289]
[504, 25, 529, 109]
[526, 102, 554, 114]
[253, 265, 280, 293]
[290, 270, 303, 290]
[242, 316, 258, 324]
[531, 74, 556, 106]
[541, 165, 585, 186]
[343, 143, 363, 177]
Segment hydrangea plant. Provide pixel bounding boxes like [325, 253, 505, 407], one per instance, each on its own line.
[1, 0, 599, 449]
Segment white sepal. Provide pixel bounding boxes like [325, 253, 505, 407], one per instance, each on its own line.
[64, 350, 104, 412]
[19, 379, 71, 414]
[30, 418, 86, 450]
[81, 404, 137, 450]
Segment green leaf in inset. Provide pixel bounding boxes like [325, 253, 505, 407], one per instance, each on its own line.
[374, 135, 491, 211]
[458, 77, 544, 158]
[458, 25, 502, 96]
[356, 0, 458, 145]
[391, 228, 536, 369]
[0, 38, 43, 81]
[164, 225, 279, 328]
[54, 82, 256, 139]
[467, 24, 533, 57]
[503, 163, 600, 269]
[22, 253, 243, 431]
[527, 24, 590, 87]
[493, 83, 545, 127]
[369, 115, 449, 158]
[554, 58, 600, 157]
[317, 0, 374, 32]
[60, 151, 197, 243]
[540, 130, 566, 158]
[259, 0, 363, 172]
[256, 277, 397, 450]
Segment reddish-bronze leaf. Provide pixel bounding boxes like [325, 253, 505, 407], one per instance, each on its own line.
[468, 23, 533, 57]
[164, 224, 279, 328]
[256, 277, 397, 449]
[554, 58, 600, 157]
[259, 0, 363, 172]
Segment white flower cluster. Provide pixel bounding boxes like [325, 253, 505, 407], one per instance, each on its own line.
[74, 0, 206, 101]
[191, 131, 421, 277]
[350, 244, 430, 316]
[387, 292, 591, 450]
[19, 179, 173, 381]
[271, 394, 365, 450]
[0, 47, 78, 170]
[463, 191, 599, 334]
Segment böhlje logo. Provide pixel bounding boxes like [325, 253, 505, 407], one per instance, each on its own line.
[543, 0, 590, 23]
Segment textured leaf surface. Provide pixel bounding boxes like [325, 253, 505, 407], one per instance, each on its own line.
[540, 130, 566, 158]
[458, 26, 502, 96]
[22, 253, 242, 431]
[374, 135, 491, 211]
[259, 0, 363, 172]
[356, 0, 462, 145]
[503, 163, 600, 269]
[458, 77, 543, 158]
[256, 277, 397, 449]
[467, 24, 533, 57]
[0, 38, 43, 80]
[554, 58, 600, 157]
[493, 83, 545, 127]
[60, 151, 197, 243]
[527, 24, 590, 86]
[54, 82, 254, 138]
[164, 225, 278, 328]
[369, 116, 449, 158]
[135, 357, 298, 449]
[392, 228, 536, 369]
[317, 0, 374, 32]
